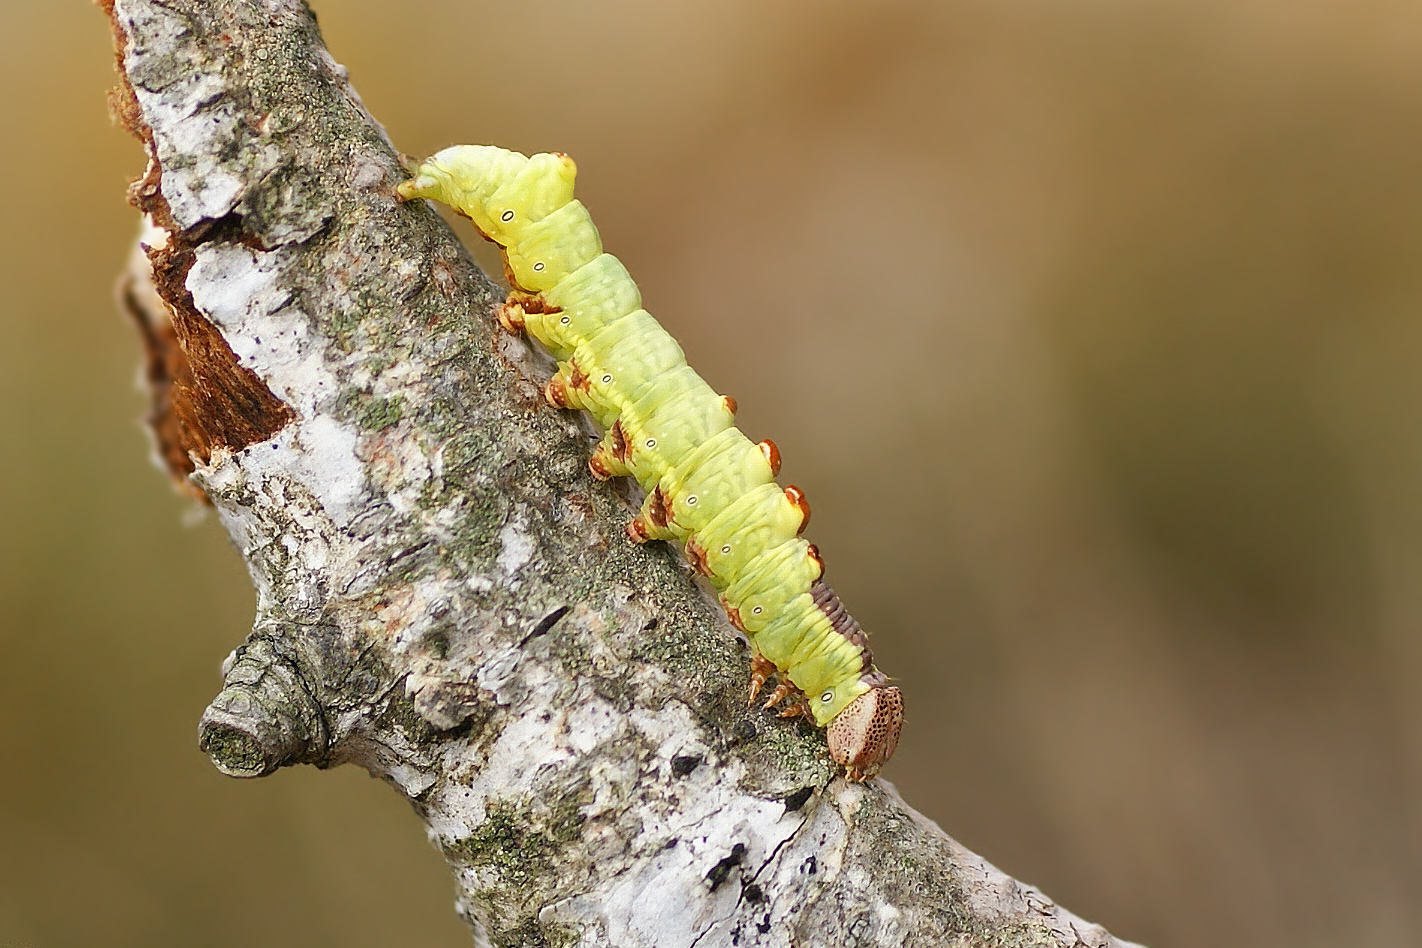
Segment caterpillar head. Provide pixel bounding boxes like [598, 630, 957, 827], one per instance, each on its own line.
[826, 684, 903, 781]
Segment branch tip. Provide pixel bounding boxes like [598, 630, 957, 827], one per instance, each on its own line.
[199, 635, 327, 778]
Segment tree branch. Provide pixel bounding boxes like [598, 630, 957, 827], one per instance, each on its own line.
[105, 1, 1145, 945]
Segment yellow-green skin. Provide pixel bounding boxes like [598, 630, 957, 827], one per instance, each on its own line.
[397, 146, 901, 777]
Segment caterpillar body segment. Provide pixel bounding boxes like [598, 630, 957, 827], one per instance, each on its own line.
[751, 594, 864, 712]
[397, 145, 903, 781]
[636, 429, 781, 543]
[486, 152, 578, 240]
[546, 310, 687, 425]
[587, 375, 730, 483]
[683, 483, 810, 586]
[605, 378, 737, 486]
[720, 538, 825, 634]
[503, 200, 603, 291]
[530, 254, 644, 359]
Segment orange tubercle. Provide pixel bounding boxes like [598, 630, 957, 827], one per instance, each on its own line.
[806, 544, 825, 578]
[785, 485, 811, 533]
[757, 439, 781, 476]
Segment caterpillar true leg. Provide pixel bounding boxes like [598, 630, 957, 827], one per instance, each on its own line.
[761, 678, 803, 712]
[748, 652, 777, 705]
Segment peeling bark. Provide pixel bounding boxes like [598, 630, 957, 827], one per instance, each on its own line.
[104, 1, 1147, 946]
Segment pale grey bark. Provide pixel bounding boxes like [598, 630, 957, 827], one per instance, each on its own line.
[106, 1, 1146, 946]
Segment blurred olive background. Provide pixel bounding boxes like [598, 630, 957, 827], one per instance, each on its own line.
[4, 1, 1420, 946]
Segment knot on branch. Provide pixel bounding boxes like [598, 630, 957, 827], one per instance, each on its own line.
[199, 627, 329, 777]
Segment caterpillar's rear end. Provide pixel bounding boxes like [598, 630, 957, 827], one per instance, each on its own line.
[397, 145, 903, 780]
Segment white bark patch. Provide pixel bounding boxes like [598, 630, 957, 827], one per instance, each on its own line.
[187, 243, 331, 417]
[497, 518, 536, 576]
[119, 9, 242, 225]
[290, 415, 366, 526]
[539, 789, 801, 948]
[195, 437, 356, 595]
[185, 243, 372, 530]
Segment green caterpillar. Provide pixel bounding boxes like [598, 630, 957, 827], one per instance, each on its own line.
[396, 146, 903, 780]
